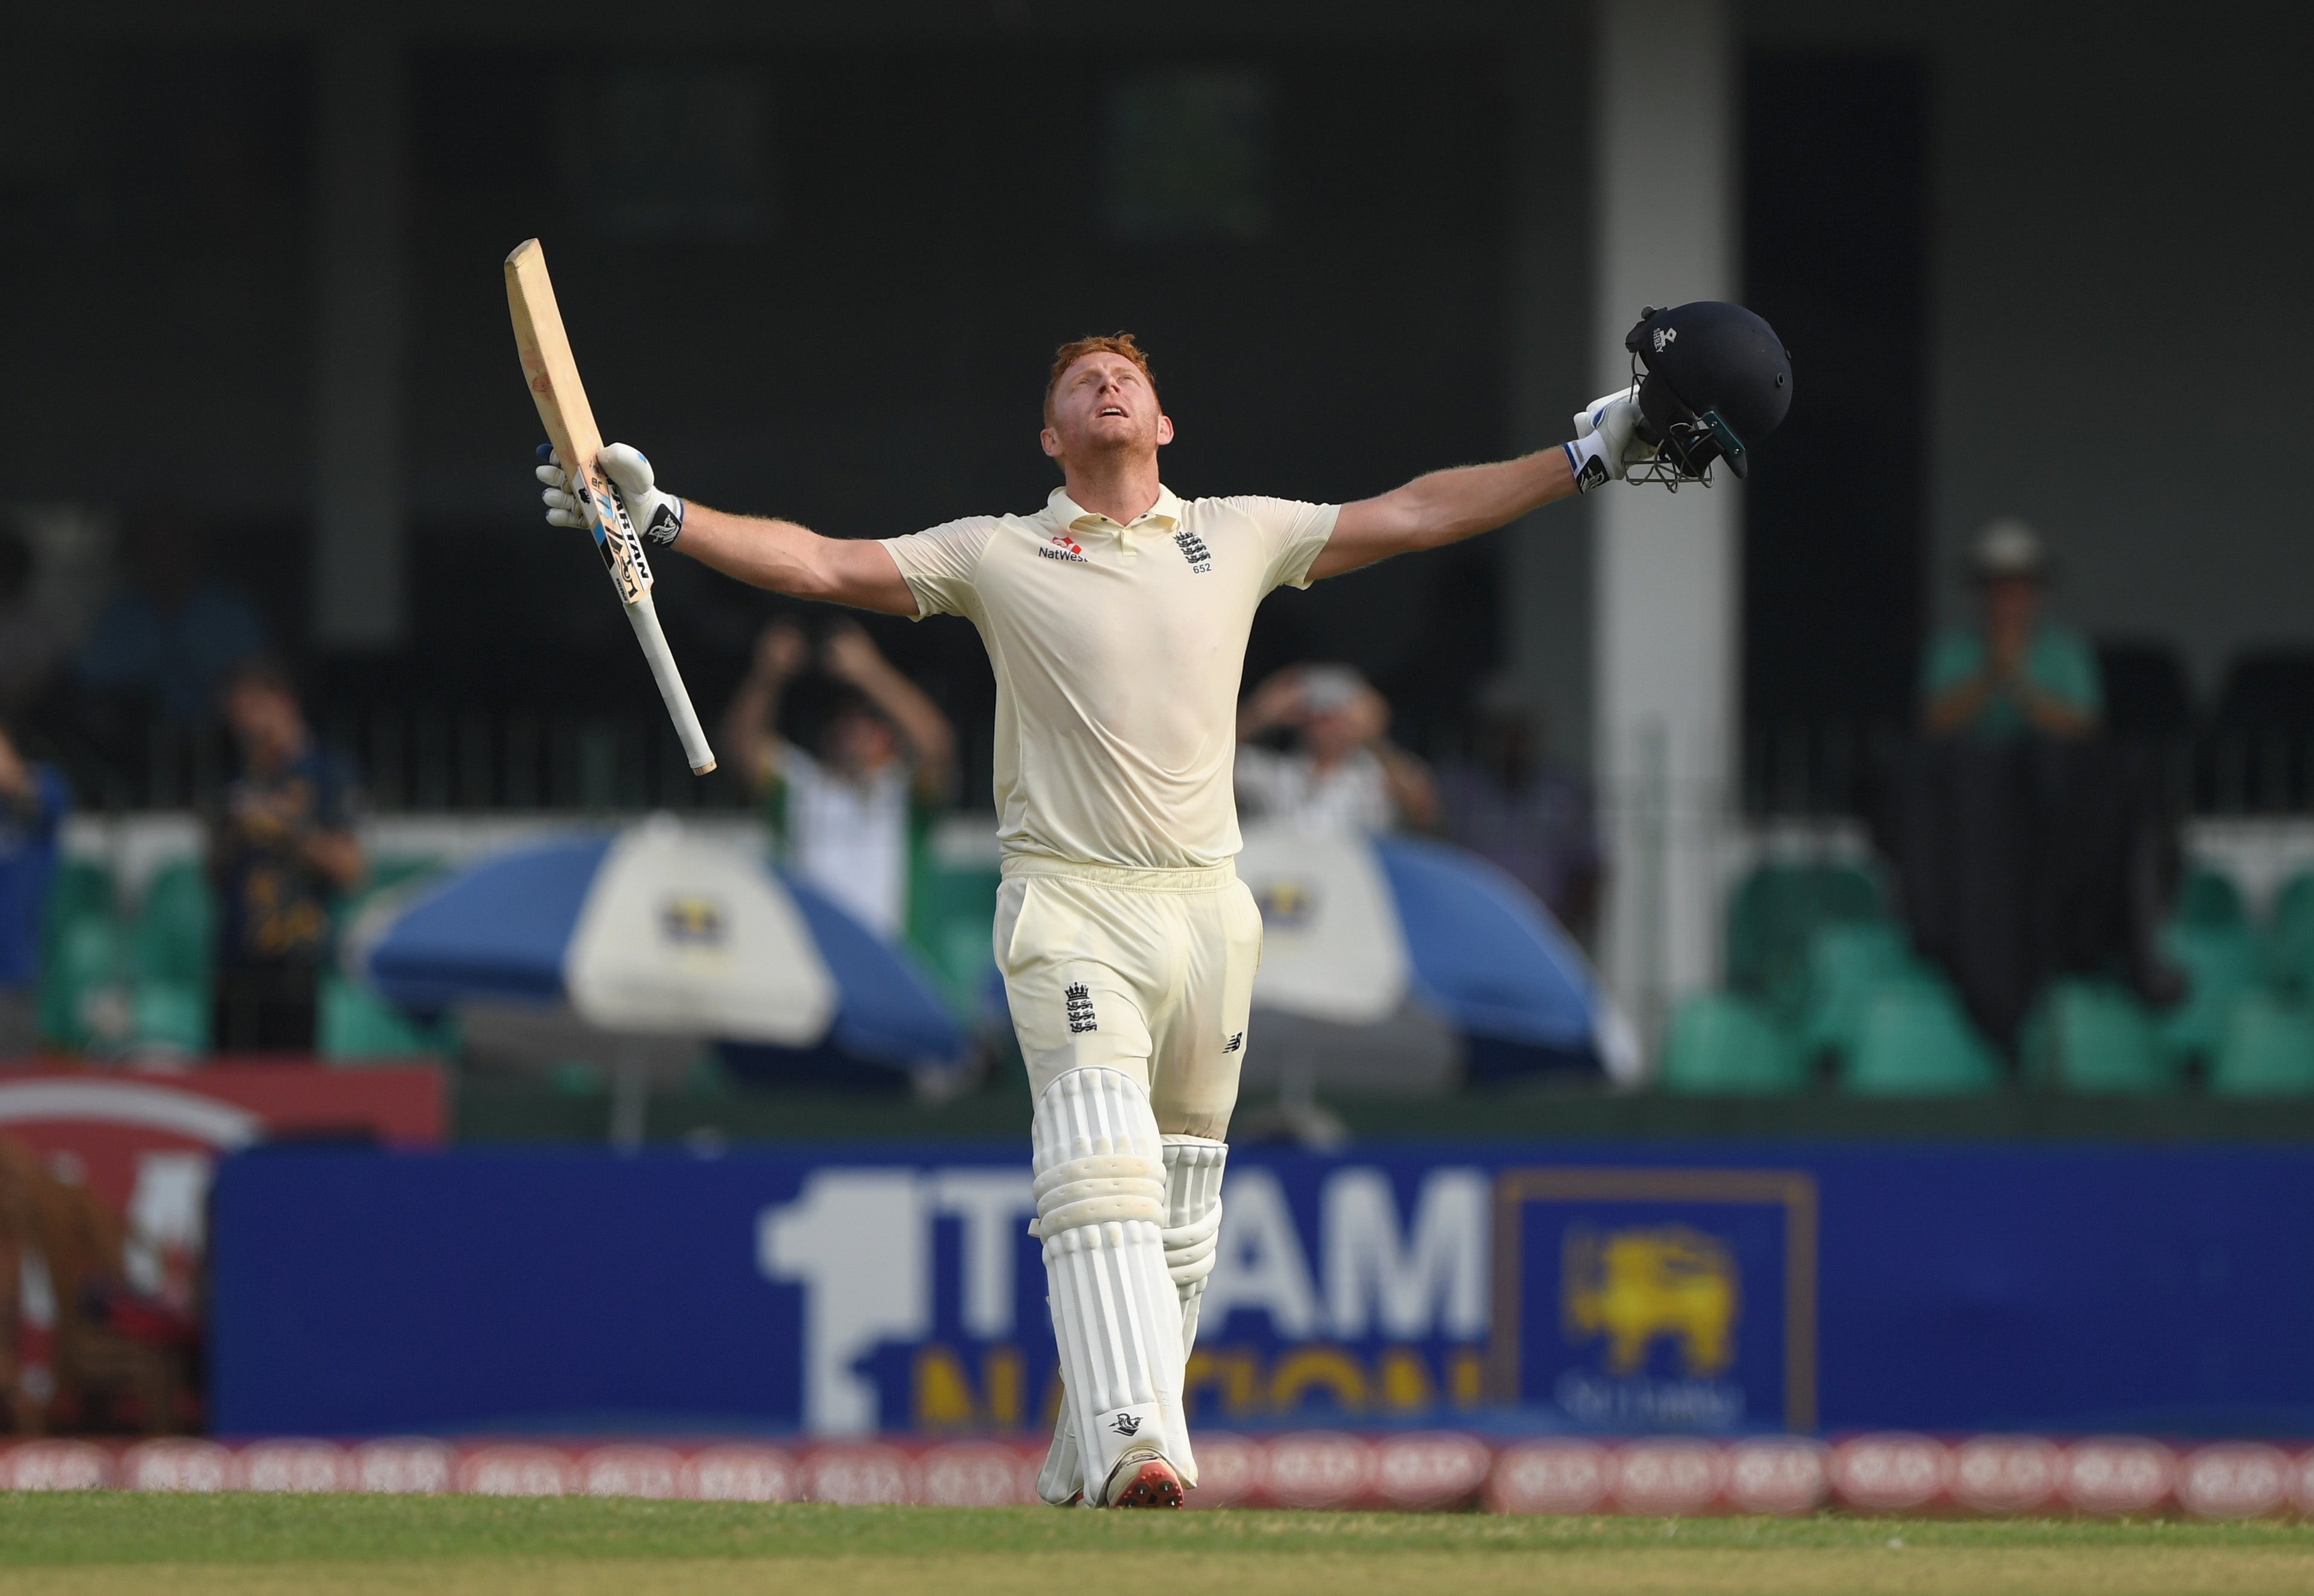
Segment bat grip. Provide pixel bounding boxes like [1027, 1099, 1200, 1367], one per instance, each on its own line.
[625, 594, 718, 774]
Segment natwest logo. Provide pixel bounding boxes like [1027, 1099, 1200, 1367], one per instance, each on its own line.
[1039, 534, 1089, 564]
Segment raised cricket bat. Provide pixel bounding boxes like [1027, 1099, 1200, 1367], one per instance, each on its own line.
[504, 238, 716, 775]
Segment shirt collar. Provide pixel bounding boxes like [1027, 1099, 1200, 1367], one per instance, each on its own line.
[1046, 484, 1182, 534]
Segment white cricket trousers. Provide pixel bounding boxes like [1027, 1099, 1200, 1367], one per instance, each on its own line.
[994, 856, 1263, 1140]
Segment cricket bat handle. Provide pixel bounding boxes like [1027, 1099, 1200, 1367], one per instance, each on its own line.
[625, 594, 717, 774]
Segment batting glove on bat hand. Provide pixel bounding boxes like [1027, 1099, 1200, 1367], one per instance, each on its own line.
[1561, 386, 1654, 492]
[533, 443, 687, 547]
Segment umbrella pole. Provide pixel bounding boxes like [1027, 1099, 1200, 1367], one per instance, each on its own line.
[1275, 1053, 1350, 1152]
[609, 1053, 649, 1153]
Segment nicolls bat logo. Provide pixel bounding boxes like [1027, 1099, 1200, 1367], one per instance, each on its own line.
[1110, 1414, 1143, 1437]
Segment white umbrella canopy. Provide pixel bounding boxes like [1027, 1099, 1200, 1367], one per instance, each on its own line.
[1235, 825, 1411, 1025]
[355, 816, 981, 1145]
[355, 817, 838, 1047]
[1226, 820, 1635, 1126]
[563, 819, 835, 1044]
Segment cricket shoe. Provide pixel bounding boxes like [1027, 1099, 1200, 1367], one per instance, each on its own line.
[1102, 1448, 1185, 1509]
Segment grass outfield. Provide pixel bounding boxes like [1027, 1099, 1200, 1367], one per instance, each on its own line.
[2, 1497, 2313, 1595]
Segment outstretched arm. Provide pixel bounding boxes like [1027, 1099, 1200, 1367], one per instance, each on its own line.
[1308, 386, 1649, 581]
[538, 444, 918, 616]
[675, 503, 918, 616]
[1312, 450, 1576, 581]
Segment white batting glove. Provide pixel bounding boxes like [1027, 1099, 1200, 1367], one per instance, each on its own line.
[1561, 385, 1654, 492]
[532, 443, 686, 547]
[534, 445, 586, 528]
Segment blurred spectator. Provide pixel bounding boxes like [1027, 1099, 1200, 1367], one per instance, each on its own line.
[722, 619, 956, 940]
[1235, 664, 1439, 834]
[0, 724, 68, 1057]
[1921, 520, 2101, 741]
[0, 528, 63, 714]
[207, 659, 364, 1053]
[77, 507, 268, 726]
[1437, 676, 1601, 941]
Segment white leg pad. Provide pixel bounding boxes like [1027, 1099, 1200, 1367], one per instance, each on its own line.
[1033, 1390, 1084, 1508]
[1037, 1133, 1229, 1503]
[1161, 1135, 1228, 1360]
[1031, 1067, 1190, 1505]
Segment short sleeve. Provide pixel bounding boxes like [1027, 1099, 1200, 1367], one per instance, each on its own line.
[880, 518, 997, 620]
[2036, 628, 2104, 716]
[1220, 497, 1340, 594]
[1919, 628, 1980, 704]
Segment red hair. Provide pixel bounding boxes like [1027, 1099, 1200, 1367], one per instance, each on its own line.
[1044, 332, 1158, 424]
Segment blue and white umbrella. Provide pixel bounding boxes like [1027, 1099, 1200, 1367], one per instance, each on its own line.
[1230, 822, 1633, 1085]
[1373, 833, 1637, 1081]
[357, 818, 964, 1083]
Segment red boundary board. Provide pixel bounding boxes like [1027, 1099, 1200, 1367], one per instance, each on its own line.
[0, 1063, 444, 1216]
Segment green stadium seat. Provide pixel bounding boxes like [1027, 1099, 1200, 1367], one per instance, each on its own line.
[1659, 992, 1809, 1094]
[908, 851, 1002, 1022]
[44, 860, 116, 925]
[1796, 921, 1917, 1063]
[2172, 864, 2248, 930]
[2021, 980, 2179, 1094]
[1725, 860, 1886, 1022]
[2157, 921, 2261, 1068]
[1840, 974, 2003, 1096]
[36, 864, 126, 1050]
[2208, 993, 2314, 1098]
[2264, 871, 2314, 996]
[133, 861, 214, 983]
[130, 861, 214, 1053]
[131, 980, 209, 1054]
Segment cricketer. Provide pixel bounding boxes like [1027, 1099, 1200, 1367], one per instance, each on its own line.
[534, 305, 1787, 1508]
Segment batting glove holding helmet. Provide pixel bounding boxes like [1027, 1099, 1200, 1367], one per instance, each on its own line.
[1621, 301, 1793, 485]
[1562, 384, 1654, 491]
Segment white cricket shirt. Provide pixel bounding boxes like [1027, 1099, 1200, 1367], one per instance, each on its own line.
[883, 485, 1338, 871]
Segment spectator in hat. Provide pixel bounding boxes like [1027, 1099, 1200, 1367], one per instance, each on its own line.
[1921, 519, 2101, 741]
[1235, 664, 1439, 836]
[1436, 677, 1601, 943]
[723, 618, 957, 941]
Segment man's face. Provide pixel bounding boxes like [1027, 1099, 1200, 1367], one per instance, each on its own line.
[1984, 576, 2041, 640]
[1040, 353, 1174, 469]
[224, 682, 305, 769]
[827, 709, 899, 779]
[1301, 707, 1361, 763]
